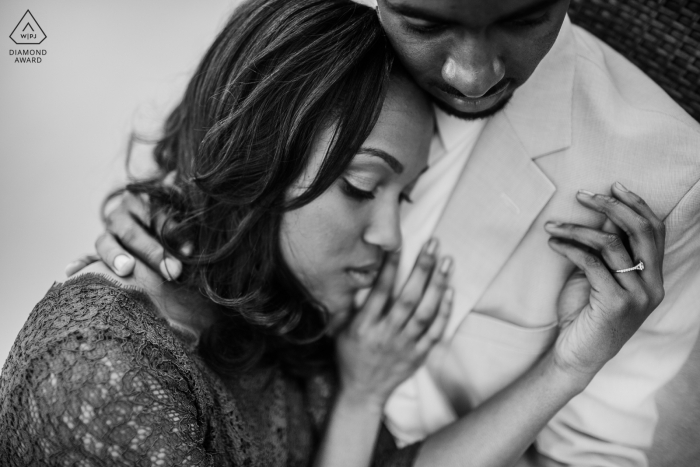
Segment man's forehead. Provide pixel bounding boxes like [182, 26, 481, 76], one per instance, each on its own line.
[366, 0, 562, 21]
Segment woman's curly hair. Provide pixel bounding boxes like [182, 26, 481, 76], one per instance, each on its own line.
[110, 0, 397, 377]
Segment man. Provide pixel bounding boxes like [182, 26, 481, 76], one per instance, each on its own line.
[82, 0, 700, 465]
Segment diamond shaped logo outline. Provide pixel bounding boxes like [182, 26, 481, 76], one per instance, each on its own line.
[10, 10, 46, 45]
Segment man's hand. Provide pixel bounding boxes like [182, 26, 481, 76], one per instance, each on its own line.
[65, 192, 183, 280]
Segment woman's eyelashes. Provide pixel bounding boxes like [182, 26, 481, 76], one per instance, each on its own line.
[342, 178, 375, 201]
[341, 178, 413, 204]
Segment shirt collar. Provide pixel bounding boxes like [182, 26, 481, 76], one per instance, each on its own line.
[434, 106, 486, 152]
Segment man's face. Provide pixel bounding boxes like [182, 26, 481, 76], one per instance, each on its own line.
[377, 0, 570, 119]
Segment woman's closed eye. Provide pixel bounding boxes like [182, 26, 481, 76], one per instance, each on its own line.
[342, 178, 375, 201]
[342, 179, 414, 204]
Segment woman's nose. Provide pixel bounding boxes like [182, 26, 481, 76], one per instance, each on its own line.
[441, 34, 505, 98]
[363, 202, 402, 252]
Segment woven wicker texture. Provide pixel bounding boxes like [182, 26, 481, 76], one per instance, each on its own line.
[569, 0, 700, 122]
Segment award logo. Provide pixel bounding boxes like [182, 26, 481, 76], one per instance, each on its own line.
[10, 10, 46, 45]
[9, 10, 47, 63]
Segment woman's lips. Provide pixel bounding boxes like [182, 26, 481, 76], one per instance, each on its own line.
[345, 266, 380, 289]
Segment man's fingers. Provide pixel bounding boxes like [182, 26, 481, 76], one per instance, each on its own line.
[403, 257, 452, 339]
[548, 238, 620, 297]
[64, 254, 100, 277]
[576, 190, 661, 285]
[120, 191, 150, 224]
[95, 233, 136, 277]
[104, 203, 181, 280]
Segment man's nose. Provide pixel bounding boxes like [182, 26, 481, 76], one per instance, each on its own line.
[363, 202, 402, 253]
[441, 34, 505, 98]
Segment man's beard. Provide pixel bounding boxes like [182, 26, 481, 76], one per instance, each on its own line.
[431, 92, 513, 120]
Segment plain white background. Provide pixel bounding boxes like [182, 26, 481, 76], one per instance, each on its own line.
[0, 0, 243, 368]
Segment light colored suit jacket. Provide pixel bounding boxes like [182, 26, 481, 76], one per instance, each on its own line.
[384, 17, 700, 467]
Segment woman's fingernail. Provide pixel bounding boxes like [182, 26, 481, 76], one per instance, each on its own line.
[440, 257, 453, 274]
[444, 288, 454, 303]
[425, 238, 438, 255]
[548, 237, 562, 247]
[614, 181, 629, 192]
[159, 257, 181, 281]
[114, 255, 131, 272]
[578, 189, 595, 197]
[544, 221, 561, 229]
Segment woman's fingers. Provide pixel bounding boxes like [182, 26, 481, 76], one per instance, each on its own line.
[611, 182, 667, 274]
[415, 288, 453, 355]
[548, 238, 621, 298]
[544, 222, 641, 292]
[385, 239, 439, 330]
[576, 189, 662, 285]
[402, 257, 452, 339]
[357, 252, 400, 326]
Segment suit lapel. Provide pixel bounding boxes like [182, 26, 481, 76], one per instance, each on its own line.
[434, 114, 556, 336]
[432, 16, 577, 336]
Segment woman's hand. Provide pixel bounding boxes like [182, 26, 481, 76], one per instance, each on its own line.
[545, 182, 666, 384]
[406, 184, 665, 467]
[335, 238, 453, 408]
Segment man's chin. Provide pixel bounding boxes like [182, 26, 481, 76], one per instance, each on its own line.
[432, 93, 513, 121]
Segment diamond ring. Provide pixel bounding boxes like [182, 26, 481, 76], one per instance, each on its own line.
[615, 261, 645, 274]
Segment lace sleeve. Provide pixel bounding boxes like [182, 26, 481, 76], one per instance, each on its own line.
[371, 424, 422, 467]
[0, 276, 214, 466]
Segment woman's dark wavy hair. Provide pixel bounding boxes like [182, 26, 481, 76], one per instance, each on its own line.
[111, 0, 398, 377]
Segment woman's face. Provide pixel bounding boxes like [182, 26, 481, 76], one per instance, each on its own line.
[280, 76, 433, 326]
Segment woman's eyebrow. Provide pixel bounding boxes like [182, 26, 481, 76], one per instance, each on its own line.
[356, 147, 404, 174]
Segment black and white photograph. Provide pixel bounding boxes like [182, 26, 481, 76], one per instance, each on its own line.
[1, 0, 699, 465]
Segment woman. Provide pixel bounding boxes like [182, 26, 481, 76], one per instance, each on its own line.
[0, 0, 665, 466]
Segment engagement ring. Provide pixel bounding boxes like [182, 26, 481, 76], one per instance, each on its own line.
[615, 261, 645, 274]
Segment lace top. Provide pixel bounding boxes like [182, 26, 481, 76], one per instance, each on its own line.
[0, 274, 420, 466]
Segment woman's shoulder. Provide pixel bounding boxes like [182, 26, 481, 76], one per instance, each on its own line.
[3, 267, 205, 388]
[14, 269, 176, 358]
[0, 270, 215, 464]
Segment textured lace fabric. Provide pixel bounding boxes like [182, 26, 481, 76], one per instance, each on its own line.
[0, 273, 420, 466]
